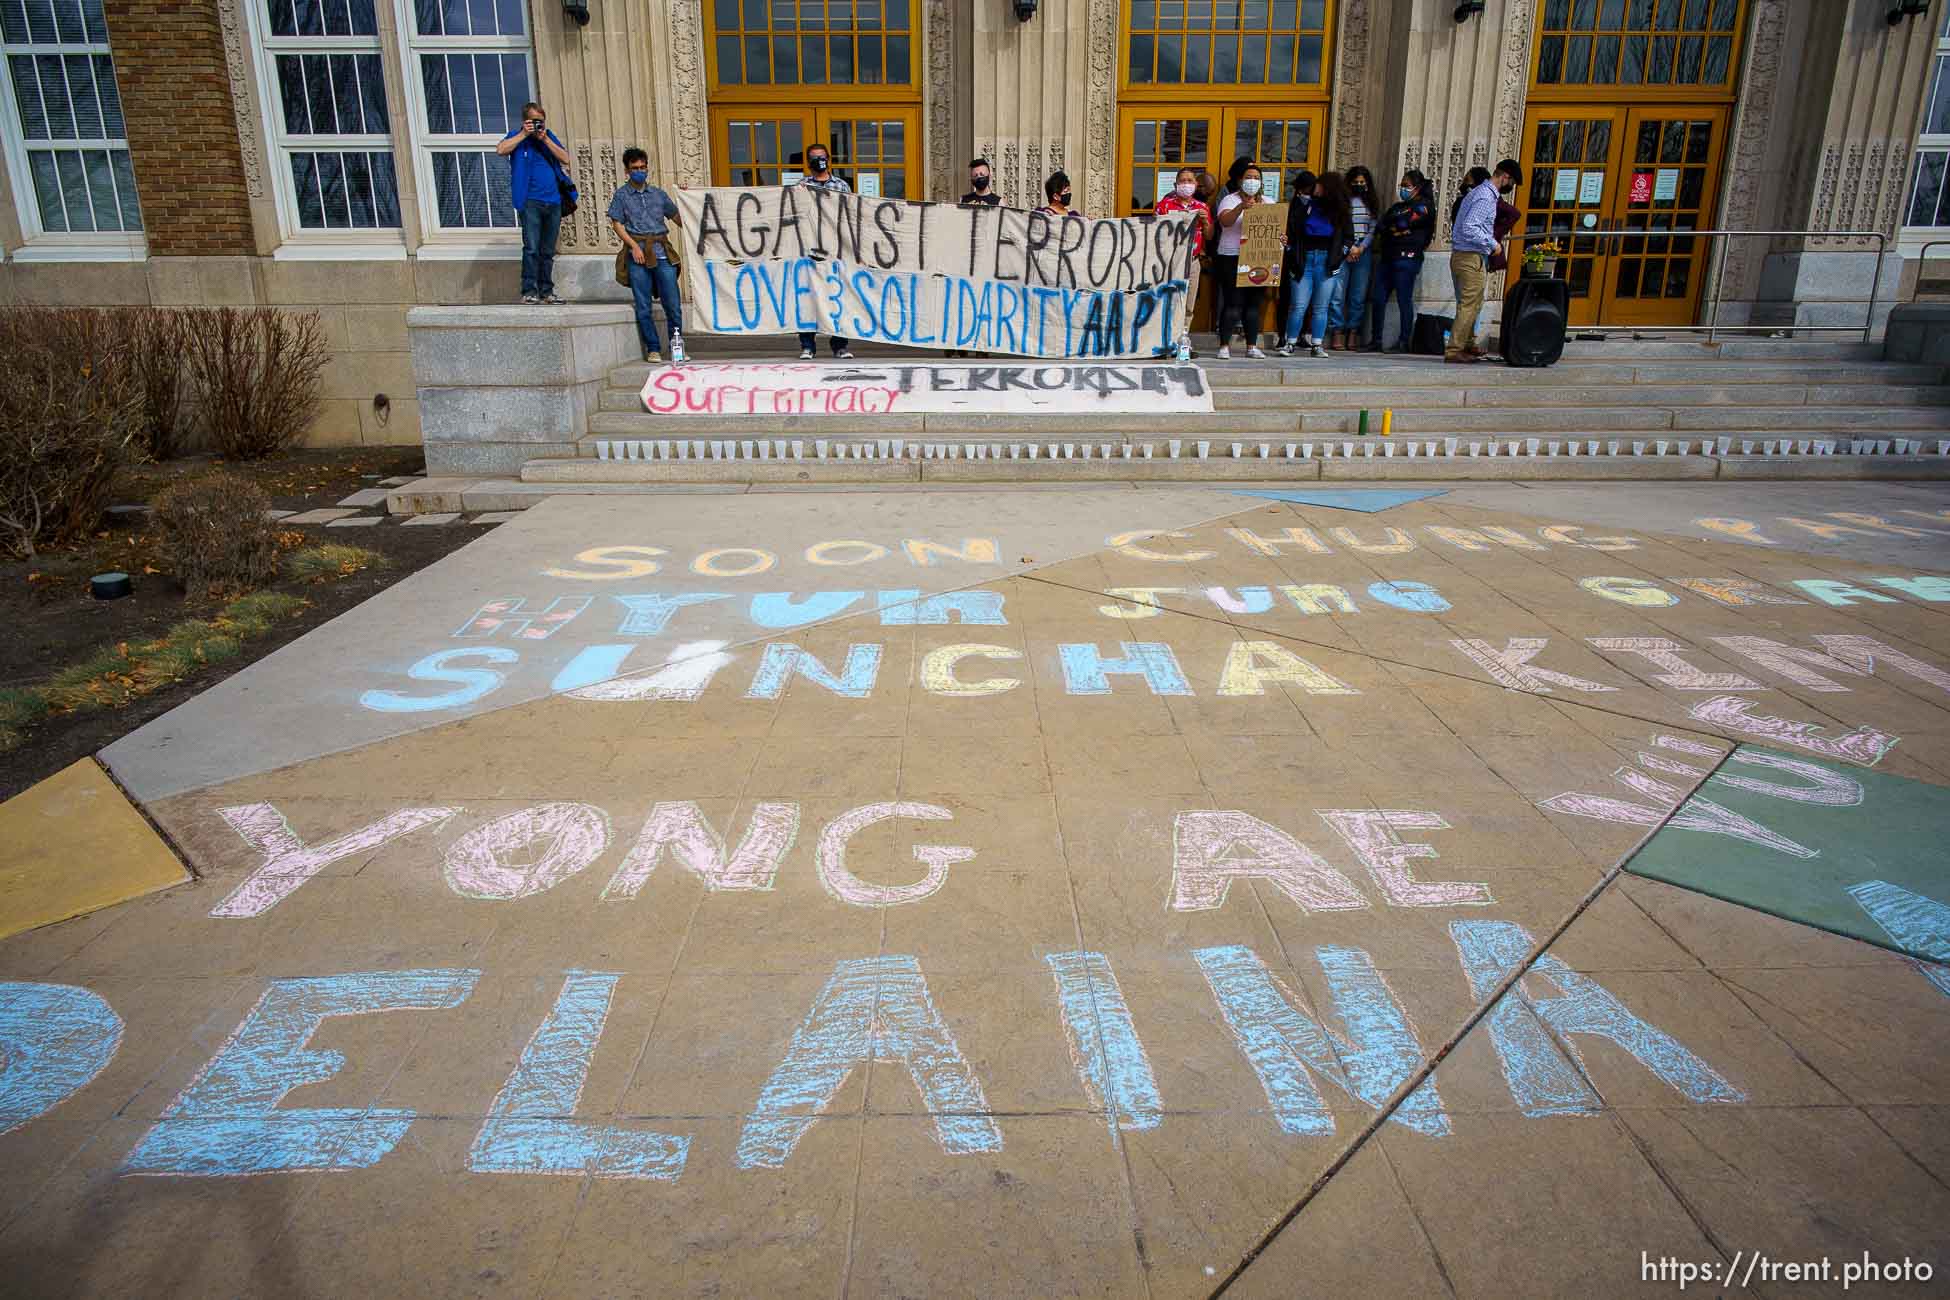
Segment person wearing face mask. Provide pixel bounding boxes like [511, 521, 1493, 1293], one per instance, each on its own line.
[607, 147, 685, 364]
[1447, 157, 1522, 364]
[1212, 157, 1267, 360]
[1365, 169, 1436, 353]
[1153, 166, 1213, 358]
[795, 145, 855, 361]
[1037, 170, 1082, 218]
[961, 158, 1001, 208]
[946, 159, 1003, 357]
[1278, 170, 1354, 359]
[1326, 165, 1377, 350]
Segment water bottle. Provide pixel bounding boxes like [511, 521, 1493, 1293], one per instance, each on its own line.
[1442, 328, 1451, 352]
[670, 331, 686, 365]
[1175, 336, 1191, 364]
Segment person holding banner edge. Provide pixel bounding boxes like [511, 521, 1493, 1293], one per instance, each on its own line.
[796, 145, 855, 361]
[607, 147, 684, 364]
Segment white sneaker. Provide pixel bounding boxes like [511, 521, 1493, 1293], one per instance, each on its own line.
[1311, 344, 1329, 358]
[1275, 341, 1294, 357]
[1247, 345, 1266, 359]
[1216, 344, 1231, 360]
[835, 349, 855, 359]
[799, 348, 815, 360]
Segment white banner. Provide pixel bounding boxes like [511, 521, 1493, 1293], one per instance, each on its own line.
[675, 186, 1199, 360]
[640, 361, 1213, 416]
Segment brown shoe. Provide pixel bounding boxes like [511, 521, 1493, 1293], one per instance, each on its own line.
[1444, 352, 1481, 364]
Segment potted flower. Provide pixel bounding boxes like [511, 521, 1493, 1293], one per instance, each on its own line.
[1521, 239, 1562, 279]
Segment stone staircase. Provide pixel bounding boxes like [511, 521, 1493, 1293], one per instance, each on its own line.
[489, 338, 1950, 489]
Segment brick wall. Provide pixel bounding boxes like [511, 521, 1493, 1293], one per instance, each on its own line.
[104, 0, 255, 257]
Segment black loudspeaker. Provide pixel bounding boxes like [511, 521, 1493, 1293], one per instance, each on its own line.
[1501, 276, 1569, 367]
[1411, 312, 1451, 356]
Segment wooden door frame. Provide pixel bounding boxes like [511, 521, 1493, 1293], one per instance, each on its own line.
[1523, 0, 1749, 106]
[708, 106, 924, 198]
[1512, 104, 1627, 326]
[1114, 105, 1327, 216]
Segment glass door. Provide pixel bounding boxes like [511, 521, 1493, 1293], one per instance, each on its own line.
[710, 107, 920, 199]
[1518, 107, 1625, 325]
[1119, 109, 1221, 215]
[1601, 105, 1727, 327]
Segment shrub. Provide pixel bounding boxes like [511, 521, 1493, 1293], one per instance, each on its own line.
[0, 307, 144, 558]
[221, 590, 305, 636]
[121, 308, 195, 460]
[151, 470, 279, 595]
[186, 307, 329, 459]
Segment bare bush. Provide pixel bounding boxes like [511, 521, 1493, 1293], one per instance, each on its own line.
[0, 308, 143, 559]
[151, 470, 278, 595]
[121, 308, 195, 460]
[187, 307, 329, 459]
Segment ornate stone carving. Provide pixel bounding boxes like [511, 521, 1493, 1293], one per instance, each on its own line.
[1716, 0, 1785, 299]
[1084, 0, 1116, 210]
[596, 142, 619, 248]
[666, 0, 709, 187]
[1809, 143, 1842, 247]
[1328, 0, 1369, 168]
[1002, 140, 1021, 209]
[1400, 136, 1420, 176]
[926, 0, 953, 201]
[1491, 0, 1536, 166]
[1881, 143, 1910, 238]
[215, 0, 264, 199]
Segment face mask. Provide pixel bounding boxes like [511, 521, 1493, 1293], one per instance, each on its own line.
[1352, 182, 1367, 194]
[1240, 178, 1262, 196]
[1498, 179, 1513, 194]
[1057, 191, 1072, 206]
[1175, 180, 1196, 198]
[628, 170, 647, 185]
[1399, 185, 1414, 200]
[809, 156, 829, 172]
[972, 175, 989, 190]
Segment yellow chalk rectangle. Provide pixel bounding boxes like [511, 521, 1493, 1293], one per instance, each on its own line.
[0, 759, 189, 940]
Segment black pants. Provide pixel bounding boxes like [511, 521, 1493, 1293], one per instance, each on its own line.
[1213, 254, 1263, 344]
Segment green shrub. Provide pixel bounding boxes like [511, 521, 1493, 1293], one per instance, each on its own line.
[222, 590, 305, 636]
[152, 470, 279, 595]
[0, 307, 144, 558]
[187, 307, 329, 459]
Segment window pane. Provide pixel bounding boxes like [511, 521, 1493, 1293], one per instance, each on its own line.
[1910, 151, 1948, 227]
[28, 148, 63, 229]
[109, 146, 138, 228]
[1129, 32, 1152, 81]
[493, 0, 521, 36]
[55, 148, 89, 227]
[459, 144, 488, 224]
[35, 53, 71, 137]
[301, 53, 333, 133]
[415, 0, 439, 33]
[467, 0, 494, 38]
[317, 150, 347, 225]
[330, 52, 361, 133]
[421, 52, 450, 132]
[885, 33, 906, 81]
[51, 0, 80, 42]
[441, 0, 467, 35]
[356, 52, 387, 132]
[23, 0, 53, 41]
[10, 55, 43, 139]
[450, 52, 479, 132]
[92, 53, 120, 134]
[828, 31, 851, 82]
[716, 34, 740, 82]
[432, 148, 462, 225]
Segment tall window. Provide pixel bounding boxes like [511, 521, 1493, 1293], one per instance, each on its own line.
[404, 0, 531, 231]
[1905, 11, 1950, 231]
[259, 0, 400, 232]
[0, 0, 140, 237]
[1533, 0, 1741, 89]
[1125, 0, 1329, 89]
[710, 0, 913, 88]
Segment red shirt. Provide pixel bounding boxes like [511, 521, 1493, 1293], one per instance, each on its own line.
[1154, 193, 1213, 256]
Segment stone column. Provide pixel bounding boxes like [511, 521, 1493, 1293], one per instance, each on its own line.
[970, 0, 1102, 213]
[1383, 0, 1533, 318]
[1747, 0, 1936, 336]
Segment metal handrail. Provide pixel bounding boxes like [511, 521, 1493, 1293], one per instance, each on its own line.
[1513, 227, 1889, 344]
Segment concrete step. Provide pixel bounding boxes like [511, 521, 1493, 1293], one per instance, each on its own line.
[603, 358, 1943, 392]
[508, 448, 1949, 491]
[1670, 406, 1950, 431]
[1213, 384, 1950, 410]
[586, 409, 1306, 437]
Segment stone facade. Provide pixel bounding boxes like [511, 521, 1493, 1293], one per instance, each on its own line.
[0, 0, 1937, 450]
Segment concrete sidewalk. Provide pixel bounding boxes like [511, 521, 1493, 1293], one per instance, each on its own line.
[3, 481, 1948, 1297]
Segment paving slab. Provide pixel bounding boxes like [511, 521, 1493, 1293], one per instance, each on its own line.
[0, 760, 188, 939]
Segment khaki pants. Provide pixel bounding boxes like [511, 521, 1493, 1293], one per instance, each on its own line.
[1448, 251, 1487, 356]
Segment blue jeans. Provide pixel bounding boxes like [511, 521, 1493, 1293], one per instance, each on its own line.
[628, 254, 683, 355]
[1373, 256, 1423, 348]
[519, 199, 561, 296]
[798, 332, 849, 355]
[1283, 250, 1339, 344]
[1329, 250, 1371, 334]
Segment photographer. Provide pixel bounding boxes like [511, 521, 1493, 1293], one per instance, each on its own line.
[498, 102, 574, 305]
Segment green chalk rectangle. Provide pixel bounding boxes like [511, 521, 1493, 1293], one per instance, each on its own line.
[1624, 744, 1950, 961]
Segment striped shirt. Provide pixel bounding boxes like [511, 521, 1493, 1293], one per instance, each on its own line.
[1348, 196, 1373, 250]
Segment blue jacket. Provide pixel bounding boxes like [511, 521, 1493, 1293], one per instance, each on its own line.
[504, 127, 572, 207]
